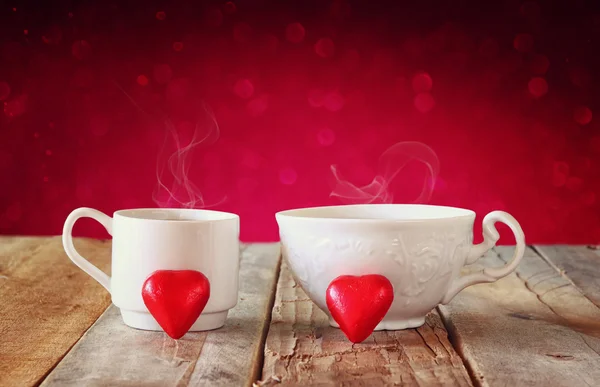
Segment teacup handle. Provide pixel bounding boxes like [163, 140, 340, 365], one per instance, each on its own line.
[62, 207, 113, 292]
[441, 211, 525, 304]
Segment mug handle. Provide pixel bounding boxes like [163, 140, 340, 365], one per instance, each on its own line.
[441, 210, 525, 304]
[62, 207, 113, 292]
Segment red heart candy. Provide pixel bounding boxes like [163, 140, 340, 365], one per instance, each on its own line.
[326, 274, 394, 343]
[142, 270, 210, 339]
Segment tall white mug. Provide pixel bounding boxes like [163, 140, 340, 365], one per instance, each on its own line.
[62, 207, 240, 331]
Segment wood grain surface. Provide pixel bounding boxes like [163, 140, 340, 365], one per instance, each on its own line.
[0, 236, 112, 387]
[534, 245, 600, 308]
[260, 261, 472, 386]
[438, 246, 600, 387]
[5, 239, 600, 387]
[41, 243, 281, 387]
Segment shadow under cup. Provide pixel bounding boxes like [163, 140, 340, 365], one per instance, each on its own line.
[63, 207, 240, 332]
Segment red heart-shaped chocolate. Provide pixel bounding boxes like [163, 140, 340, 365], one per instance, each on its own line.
[142, 270, 210, 339]
[326, 274, 394, 343]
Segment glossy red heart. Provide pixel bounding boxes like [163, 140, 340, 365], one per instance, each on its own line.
[326, 274, 394, 343]
[142, 270, 210, 339]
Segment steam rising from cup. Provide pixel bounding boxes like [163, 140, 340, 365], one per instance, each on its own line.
[153, 105, 224, 208]
[116, 81, 224, 209]
[330, 141, 439, 204]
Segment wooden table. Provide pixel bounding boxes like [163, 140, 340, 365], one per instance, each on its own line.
[1, 237, 599, 386]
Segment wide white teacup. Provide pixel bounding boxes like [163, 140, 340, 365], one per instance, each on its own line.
[276, 204, 525, 330]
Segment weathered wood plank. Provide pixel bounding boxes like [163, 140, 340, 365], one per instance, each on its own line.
[534, 245, 600, 308]
[260, 261, 473, 386]
[41, 243, 280, 387]
[438, 246, 600, 387]
[0, 236, 112, 387]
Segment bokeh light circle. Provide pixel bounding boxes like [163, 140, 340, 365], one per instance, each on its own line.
[286, 23, 306, 43]
[246, 95, 269, 116]
[223, 2, 237, 14]
[552, 173, 567, 188]
[317, 127, 336, 146]
[530, 54, 550, 75]
[315, 38, 335, 58]
[137, 75, 149, 86]
[234, 79, 255, 99]
[553, 161, 570, 175]
[414, 92, 435, 113]
[513, 33, 534, 53]
[574, 106, 592, 125]
[279, 168, 298, 185]
[528, 77, 548, 98]
[172, 42, 184, 51]
[156, 11, 166, 21]
[411, 72, 433, 93]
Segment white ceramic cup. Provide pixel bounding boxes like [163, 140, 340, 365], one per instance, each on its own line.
[62, 207, 240, 331]
[276, 204, 525, 330]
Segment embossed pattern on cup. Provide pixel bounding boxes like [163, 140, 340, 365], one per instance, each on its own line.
[277, 204, 525, 330]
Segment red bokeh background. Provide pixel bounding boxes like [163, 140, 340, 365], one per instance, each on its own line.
[1, 0, 599, 243]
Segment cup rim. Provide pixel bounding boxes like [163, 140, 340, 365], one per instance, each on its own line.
[276, 204, 476, 223]
[113, 208, 239, 222]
